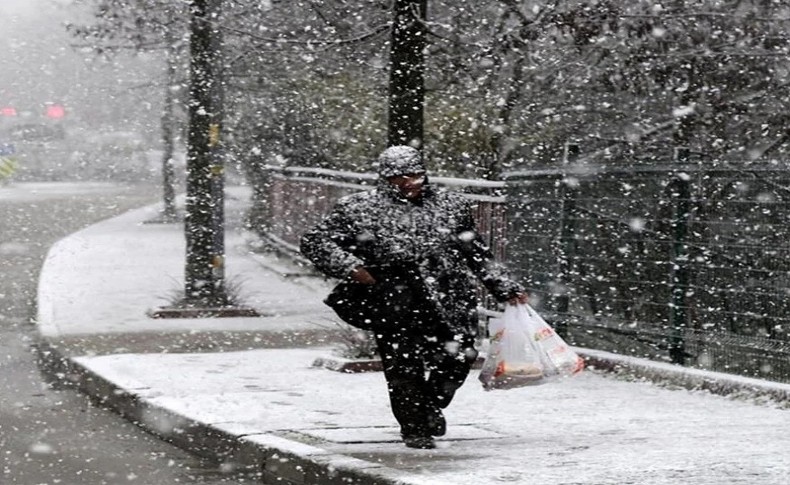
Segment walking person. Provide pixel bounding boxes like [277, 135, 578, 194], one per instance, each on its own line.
[300, 145, 527, 449]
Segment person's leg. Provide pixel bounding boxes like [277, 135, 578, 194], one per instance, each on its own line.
[425, 333, 477, 409]
[375, 328, 440, 446]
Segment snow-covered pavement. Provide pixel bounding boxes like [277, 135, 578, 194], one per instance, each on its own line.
[35, 187, 790, 484]
[74, 347, 790, 485]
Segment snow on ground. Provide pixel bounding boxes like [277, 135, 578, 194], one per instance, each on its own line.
[37, 186, 790, 484]
[0, 181, 123, 201]
[76, 348, 790, 485]
[36, 187, 333, 338]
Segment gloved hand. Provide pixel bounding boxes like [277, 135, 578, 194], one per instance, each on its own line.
[507, 292, 529, 306]
[349, 266, 377, 285]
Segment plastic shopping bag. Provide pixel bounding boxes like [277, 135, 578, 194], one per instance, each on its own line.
[519, 304, 585, 378]
[479, 304, 584, 391]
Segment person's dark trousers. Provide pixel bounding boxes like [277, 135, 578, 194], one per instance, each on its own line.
[374, 323, 476, 438]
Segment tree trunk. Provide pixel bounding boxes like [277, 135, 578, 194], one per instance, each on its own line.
[160, 26, 178, 222]
[387, 0, 427, 148]
[184, 0, 226, 305]
[488, 54, 526, 179]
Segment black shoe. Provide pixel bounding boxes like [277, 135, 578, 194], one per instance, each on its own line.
[403, 435, 436, 449]
[427, 411, 446, 437]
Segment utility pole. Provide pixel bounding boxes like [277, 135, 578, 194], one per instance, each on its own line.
[387, 0, 427, 148]
[184, 0, 227, 306]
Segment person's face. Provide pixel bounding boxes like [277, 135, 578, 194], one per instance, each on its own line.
[387, 172, 426, 199]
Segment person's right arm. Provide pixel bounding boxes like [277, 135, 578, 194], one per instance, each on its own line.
[299, 200, 375, 283]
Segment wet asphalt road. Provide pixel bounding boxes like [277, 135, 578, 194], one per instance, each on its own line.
[0, 182, 255, 484]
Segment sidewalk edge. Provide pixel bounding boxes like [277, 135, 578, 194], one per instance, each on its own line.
[578, 348, 790, 407]
[36, 338, 425, 485]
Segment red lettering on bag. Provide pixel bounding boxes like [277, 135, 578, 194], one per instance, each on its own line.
[533, 327, 554, 341]
[494, 361, 507, 377]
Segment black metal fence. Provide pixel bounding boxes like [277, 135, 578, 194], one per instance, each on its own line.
[261, 160, 790, 383]
[505, 160, 790, 383]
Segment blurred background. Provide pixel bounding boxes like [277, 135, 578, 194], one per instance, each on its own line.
[0, 0, 169, 181]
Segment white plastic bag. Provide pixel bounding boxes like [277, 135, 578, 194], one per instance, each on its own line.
[479, 304, 584, 391]
[520, 304, 585, 378]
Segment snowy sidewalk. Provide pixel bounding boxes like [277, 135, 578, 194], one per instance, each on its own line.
[35, 187, 790, 484]
[73, 348, 790, 485]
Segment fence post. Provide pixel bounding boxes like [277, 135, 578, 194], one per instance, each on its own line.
[554, 142, 579, 338]
[668, 147, 691, 364]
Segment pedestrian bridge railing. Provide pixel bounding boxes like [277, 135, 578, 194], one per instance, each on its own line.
[503, 161, 790, 383]
[259, 162, 790, 384]
[262, 165, 507, 263]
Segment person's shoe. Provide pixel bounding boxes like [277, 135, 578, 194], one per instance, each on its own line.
[403, 435, 436, 449]
[427, 411, 446, 437]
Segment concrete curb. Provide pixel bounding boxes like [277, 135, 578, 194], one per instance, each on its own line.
[579, 348, 790, 407]
[36, 338, 425, 485]
[37, 337, 790, 485]
[312, 355, 384, 373]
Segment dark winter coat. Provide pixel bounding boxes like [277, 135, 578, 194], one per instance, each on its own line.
[300, 179, 523, 338]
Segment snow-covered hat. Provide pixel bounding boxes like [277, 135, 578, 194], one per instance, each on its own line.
[375, 145, 425, 178]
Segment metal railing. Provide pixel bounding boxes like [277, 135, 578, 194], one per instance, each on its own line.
[261, 161, 790, 383]
[504, 161, 790, 382]
[263, 165, 506, 256]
